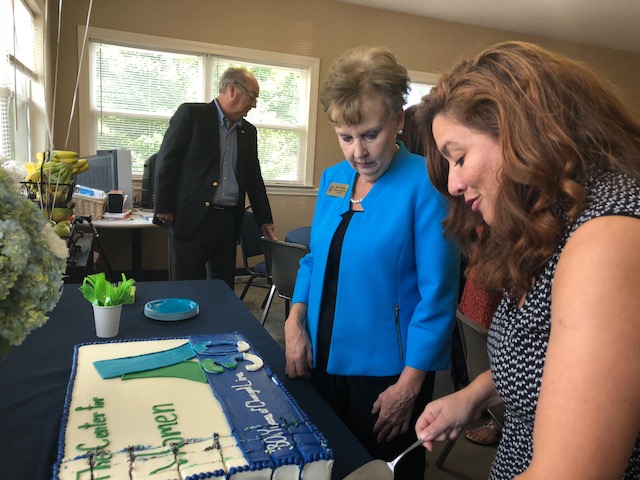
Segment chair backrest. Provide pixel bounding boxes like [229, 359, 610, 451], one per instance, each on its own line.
[456, 309, 490, 383]
[240, 206, 264, 270]
[140, 153, 157, 209]
[261, 238, 309, 299]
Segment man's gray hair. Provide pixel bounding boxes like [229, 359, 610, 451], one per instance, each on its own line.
[218, 67, 251, 93]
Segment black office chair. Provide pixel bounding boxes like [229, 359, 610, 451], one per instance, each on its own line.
[260, 237, 309, 325]
[238, 206, 269, 300]
[436, 309, 503, 468]
[140, 153, 157, 209]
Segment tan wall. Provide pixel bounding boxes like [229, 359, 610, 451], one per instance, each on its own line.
[48, 0, 640, 272]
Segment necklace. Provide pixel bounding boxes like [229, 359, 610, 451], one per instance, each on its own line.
[350, 173, 363, 204]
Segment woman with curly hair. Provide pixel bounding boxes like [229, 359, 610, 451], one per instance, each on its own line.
[415, 41, 640, 479]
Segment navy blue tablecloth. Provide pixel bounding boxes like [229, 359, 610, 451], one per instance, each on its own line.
[0, 280, 370, 479]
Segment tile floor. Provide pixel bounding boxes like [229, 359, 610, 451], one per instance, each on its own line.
[234, 276, 497, 480]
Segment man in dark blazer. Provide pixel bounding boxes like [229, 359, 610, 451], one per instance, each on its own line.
[154, 67, 275, 289]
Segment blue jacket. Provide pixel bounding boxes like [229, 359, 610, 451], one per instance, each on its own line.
[292, 144, 460, 376]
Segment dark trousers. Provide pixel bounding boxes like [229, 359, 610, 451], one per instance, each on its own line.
[168, 207, 237, 289]
[311, 369, 435, 480]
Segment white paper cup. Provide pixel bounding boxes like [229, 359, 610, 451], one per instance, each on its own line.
[93, 304, 122, 338]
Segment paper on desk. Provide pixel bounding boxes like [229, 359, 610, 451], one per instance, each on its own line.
[102, 210, 132, 219]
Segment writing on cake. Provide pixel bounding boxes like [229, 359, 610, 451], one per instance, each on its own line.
[53, 332, 333, 480]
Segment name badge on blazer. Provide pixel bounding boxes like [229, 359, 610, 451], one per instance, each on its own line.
[326, 182, 350, 198]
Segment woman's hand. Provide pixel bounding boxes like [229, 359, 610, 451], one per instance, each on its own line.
[415, 371, 497, 451]
[414, 390, 479, 451]
[284, 303, 313, 378]
[371, 367, 427, 443]
[371, 381, 418, 443]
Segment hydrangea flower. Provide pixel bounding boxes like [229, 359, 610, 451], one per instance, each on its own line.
[0, 166, 67, 354]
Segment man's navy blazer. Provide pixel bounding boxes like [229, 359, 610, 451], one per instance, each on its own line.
[154, 101, 273, 239]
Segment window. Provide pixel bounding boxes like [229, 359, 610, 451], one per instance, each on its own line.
[88, 42, 202, 176]
[407, 70, 440, 107]
[0, 0, 41, 163]
[80, 28, 319, 187]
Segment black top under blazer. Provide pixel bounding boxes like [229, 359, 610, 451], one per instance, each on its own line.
[154, 101, 273, 240]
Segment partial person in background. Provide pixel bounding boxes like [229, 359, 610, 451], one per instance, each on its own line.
[458, 265, 502, 446]
[398, 103, 425, 156]
[415, 41, 640, 479]
[458, 267, 500, 331]
[285, 46, 460, 479]
[154, 67, 275, 289]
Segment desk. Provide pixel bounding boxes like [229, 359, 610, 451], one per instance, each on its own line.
[285, 225, 311, 247]
[92, 210, 165, 280]
[0, 280, 371, 479]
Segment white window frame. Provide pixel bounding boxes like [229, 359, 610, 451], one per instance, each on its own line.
[78, 26, 320, 190]
[0, 0, 45, 164]
[407, 70, 440, 107]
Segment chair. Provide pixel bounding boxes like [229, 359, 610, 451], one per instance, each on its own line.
[238, 206, 268, 300]
[260, 237, 309, 325]
[140, 152, 157, 209]
[436, 309, 503, 468]
[284, 226, 311, 247]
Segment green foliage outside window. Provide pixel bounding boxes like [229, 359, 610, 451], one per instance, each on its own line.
[92, 43, 309, 182]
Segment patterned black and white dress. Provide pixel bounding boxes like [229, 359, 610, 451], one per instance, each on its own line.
[487, 170, 640, 479]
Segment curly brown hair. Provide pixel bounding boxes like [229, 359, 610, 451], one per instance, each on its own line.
[320, 46, 410, 125]
[417, 41, 640, 298]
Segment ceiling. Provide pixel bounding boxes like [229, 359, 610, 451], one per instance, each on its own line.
[338, 0, 640, 54]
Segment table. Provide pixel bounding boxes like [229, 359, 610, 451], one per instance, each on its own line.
[92, 210, 164, 280]
[0, 280, 371, 479]
[285, 225, 311, 246]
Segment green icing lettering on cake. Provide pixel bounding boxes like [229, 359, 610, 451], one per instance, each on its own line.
[150, 456, 178, 475]
[72, 466, 92, 478]
[93, 450, 113, 471]
[74, 396, 111, 471]
[154, 413, 178, 423]
[76, 440, 110, 452]
[134, 447, 178, 475]
[152, 403, 175, 413]
[152, 404, 184, 445]
[78, 411, 109, 439]
[75, 396, 105, 411]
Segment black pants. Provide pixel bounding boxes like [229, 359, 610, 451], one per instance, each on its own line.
[311, 369, 435, 480]
[169, 207, 237, 289]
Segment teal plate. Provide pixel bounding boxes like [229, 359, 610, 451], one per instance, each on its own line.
[144, 298, 199, 321]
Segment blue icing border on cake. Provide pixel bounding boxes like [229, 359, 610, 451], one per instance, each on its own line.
[52, 339, 83, 480]
[52, 333, 332, 480]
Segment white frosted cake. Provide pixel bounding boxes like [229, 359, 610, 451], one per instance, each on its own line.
[53, 332, 333, 479]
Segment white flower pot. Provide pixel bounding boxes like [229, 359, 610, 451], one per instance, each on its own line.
[93, 304, 122, 338]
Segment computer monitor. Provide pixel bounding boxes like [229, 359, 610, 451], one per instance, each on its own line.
[76, 149, 134, 210]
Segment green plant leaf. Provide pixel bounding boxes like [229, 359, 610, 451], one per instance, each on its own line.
[79, 273, 136, 306]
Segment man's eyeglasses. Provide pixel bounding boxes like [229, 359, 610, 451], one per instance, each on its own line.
[234, 82, 259, 101]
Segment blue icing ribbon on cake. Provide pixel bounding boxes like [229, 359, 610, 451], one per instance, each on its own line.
[93, 342, 195, 379]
